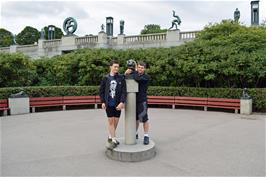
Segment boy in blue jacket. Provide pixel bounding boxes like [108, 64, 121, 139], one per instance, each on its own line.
[100, 60, 127, 149]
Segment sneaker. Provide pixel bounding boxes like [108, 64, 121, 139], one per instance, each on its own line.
[143, 136, 149, 145]
[136, 134, 139, 139]
[114, 139, 120, 145]
[108, 137, 112, 143]
[106, 141, 117, 150]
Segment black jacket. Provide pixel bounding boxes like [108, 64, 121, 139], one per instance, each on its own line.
[128, 71, 150, 103]
[99, 73, 127, 106]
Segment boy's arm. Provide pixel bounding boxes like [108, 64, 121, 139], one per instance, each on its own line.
[120, 78, 127, 103]
[99, 77, 106, 103]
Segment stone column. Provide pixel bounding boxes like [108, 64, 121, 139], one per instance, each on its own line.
[125, 79, 138, 145]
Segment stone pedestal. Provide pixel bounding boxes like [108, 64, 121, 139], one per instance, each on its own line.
[60, 35, 77, 51]
[10, 45, 17, 53]
[166, 29, 180, 42]
[240, 99, 252, 115]
[117, 34, 125, 45]
[106, 138, 156, 162]
[97, 31, 108, 48]
[8, 97, 30, 115]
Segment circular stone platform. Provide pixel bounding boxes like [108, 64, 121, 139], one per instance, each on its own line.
[105, 138, 156, 162]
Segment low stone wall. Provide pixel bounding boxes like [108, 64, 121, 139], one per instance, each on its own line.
[0, 30, 199, 58]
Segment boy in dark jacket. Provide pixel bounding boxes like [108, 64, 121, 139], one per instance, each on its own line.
[99, 60, 127, 149]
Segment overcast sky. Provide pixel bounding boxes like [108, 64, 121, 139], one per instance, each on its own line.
[0, 0, 265, 36]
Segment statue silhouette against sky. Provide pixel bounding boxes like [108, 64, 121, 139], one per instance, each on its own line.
[169, 10, 181, 30]
[234, 8, 240, 22]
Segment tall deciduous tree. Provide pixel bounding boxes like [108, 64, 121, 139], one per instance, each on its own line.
[16, 26, 40, 45]
[0, 28, 14, 47]
[140, 24, 167, 34]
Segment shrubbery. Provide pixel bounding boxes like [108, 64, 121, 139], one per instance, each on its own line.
[1, 20, 265, 88]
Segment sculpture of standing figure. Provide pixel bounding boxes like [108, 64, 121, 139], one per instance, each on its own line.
[13, 34, 17, 45]
[120, 20, 125, 35]
[169, 10, 181, 30]
[234, 8, 240, 22]
[101, 24, 105, 32]
[40, 28, 45, 39]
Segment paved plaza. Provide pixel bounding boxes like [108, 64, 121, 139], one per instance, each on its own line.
[1, 108, 265, 176]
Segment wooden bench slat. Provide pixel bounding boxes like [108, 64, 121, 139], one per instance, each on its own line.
[175, 100, 207, 105]
[64, 96, 95, 99]
[0, 100, 8, 104]
[207, 102, 240, 107]
[207, 98, 240, 103]
[63, 100, 95, 104]
[175, 96, 208, 101]
[148, 96, 174, 99]
[30, 101, 63, 106]
[148, 99, 175, 103]
[0, 108, 8, 110]
[30, 97, 63, 101]
[207, 105, 239, 109]
[175, 103, 206, 107]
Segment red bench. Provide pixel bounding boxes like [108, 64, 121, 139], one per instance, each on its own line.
[30, 97, 64, 112]
[207, 97, 240, 113]
[148, 96, 175, 108]
[63, 96, 97, 109]
[0, 99, 8, 116]
[147, 96, 240, 113]
[30, 96, 98, 112]
[29, 95, 240, 114]
[175, 96, 208, 109]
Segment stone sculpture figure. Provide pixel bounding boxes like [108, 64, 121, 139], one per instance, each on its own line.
[169, 10, 181, 30]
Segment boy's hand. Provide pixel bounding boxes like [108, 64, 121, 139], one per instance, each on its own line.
[116, 102, 124, 110]
[102, 103, 106, 109]
[124, 69, 132, 75]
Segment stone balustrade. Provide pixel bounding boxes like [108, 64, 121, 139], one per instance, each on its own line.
[0, 47, 10, 52]
[75, 36, 98, 45]
[0, 30, 199, 58]
[180, 31, 199, 40]
[17, 44, 38, 52]
[124, 33, 166, 44]
[43, 39, 62, 48]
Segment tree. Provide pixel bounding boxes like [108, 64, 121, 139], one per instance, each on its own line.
[16, 26, 40, 45]
[0, 28, 14, 47]
[197, 20, 241, 40]
[43, 25, 64, 40]
[140, 24, 167, 35]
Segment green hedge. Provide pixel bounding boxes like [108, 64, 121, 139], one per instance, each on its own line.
[0, 86, 265, 112]
[1, 21, 266, 88]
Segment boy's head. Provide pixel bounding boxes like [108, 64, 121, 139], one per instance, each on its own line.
[109, 60, 119, 74]
[137, 61, 146, 74]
